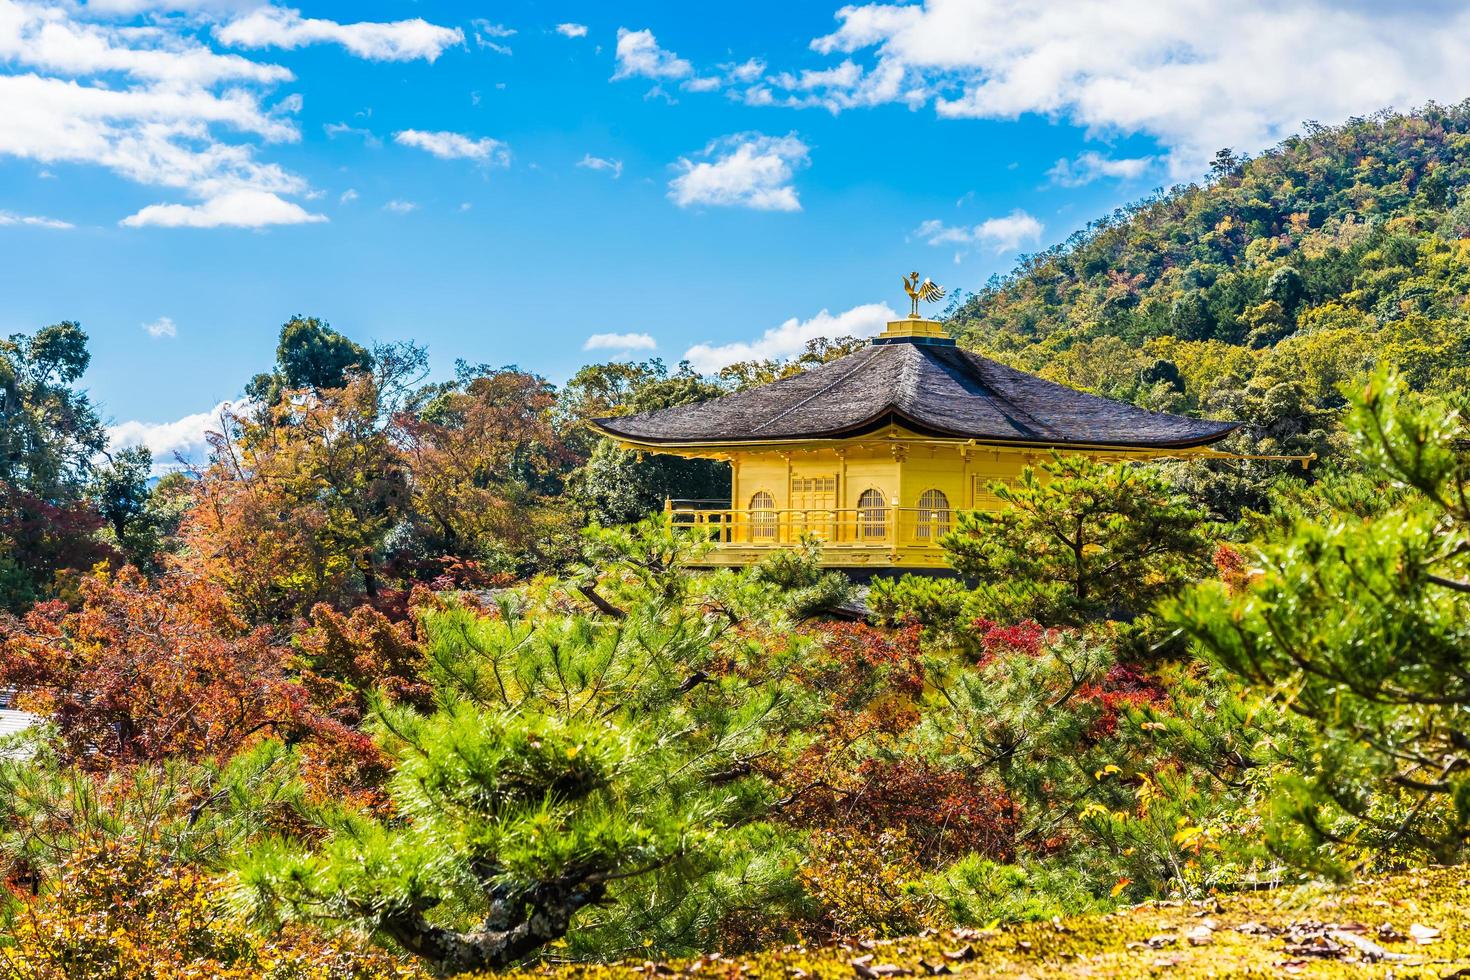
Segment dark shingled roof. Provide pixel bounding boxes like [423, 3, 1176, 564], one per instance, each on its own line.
[595, 339, 1239, 449]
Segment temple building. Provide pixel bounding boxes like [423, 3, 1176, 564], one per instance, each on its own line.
[592, 291, 1244, 570]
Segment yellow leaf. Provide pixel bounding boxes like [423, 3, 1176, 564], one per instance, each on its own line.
[1110, 878, 1132, 898]
[1173, 825, 1204, 846]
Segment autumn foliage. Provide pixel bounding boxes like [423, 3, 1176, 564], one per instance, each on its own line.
[0, 838, 417, 980]
[181, 377, 409, 623]
[396, 368, 572, 566]
[0, 568, 390, 807]
[0, 568, 309, 765]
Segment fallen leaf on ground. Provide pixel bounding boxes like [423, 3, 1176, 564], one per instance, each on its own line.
[1328, 929, 1408, 962]
[1186, 924, 1215, 946]
[1376, 924, 1408, 943]
[1410, 923, 1441, 945]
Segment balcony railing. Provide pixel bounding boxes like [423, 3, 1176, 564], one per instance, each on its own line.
[665, 500, 953, 550]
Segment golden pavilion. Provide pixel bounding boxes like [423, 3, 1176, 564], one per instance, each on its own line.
[592, 279, 1243, 570]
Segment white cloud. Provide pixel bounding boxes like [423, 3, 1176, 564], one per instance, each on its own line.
[383, 199, 416, 213]
[142, 315, 176, 338]
[323, 121, 381, 147]
[555, 22, 588, 38]
[108, 399, 240, 473]
[790, 0, 1470, 174]
[472, 19, 513, 53]
[215, 7, 463, 62]
[0, 0, 290, 86]
[0, 1, 466, 227]
[725, 58, 765, 83]
[675, 58, 770, 97]
[472, 20, 514, 37]
[121, 188, 327, 227]
[577, 153, 623, 178]
[668, 132, 809, 212]
[0, 209, 73, 229]
[746, 56, 917, 112]
[339, 188, 358, 203]
[583, 331, 656, 352]
[611, 27, 691, 81]
[0, 1, 388, 227]
[684, 302, 895, 373]
[1047, 152, 1154, 187]
[914, 209, 1044, 257]
[394, 129, 510, 165]
[82, 0, 267, 14]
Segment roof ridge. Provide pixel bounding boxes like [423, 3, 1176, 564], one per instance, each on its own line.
[749, 345, 887, 434]
[950, 348, 1060, 438]
[894, 344, 925, 414]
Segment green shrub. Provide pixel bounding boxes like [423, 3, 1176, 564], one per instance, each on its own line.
[924, 856, 1105, 925]
[867, 574, 972, 632]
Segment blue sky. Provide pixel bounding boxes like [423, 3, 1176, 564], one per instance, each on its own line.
[4, 0, 1469, 464]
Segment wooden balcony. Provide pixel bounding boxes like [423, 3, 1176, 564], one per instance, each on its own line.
[666, 500, 952, 569]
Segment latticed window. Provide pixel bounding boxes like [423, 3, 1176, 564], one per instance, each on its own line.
[915, 488, 951, 539]
[749, 491, 777, 541]
[791, 476, 836, 507]
[973, 474, 1018, 510]
[857, 489, 887, 539]
[792, 477, 835, 494]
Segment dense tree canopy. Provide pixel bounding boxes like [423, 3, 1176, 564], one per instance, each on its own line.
[0, 321, 103, 500]
[245, 315, 375, 407]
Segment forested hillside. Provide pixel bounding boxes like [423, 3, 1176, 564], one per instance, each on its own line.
[950, 105, 1470, 484]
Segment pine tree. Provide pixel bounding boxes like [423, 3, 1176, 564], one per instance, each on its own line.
[941, 455, 1215, 625]
[232, 523, 815, 972]
[1166, 369, 1470, 870]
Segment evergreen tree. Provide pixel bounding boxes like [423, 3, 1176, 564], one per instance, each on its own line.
[244, 315, 374, 407]
[1167, 369, 1470, 870]
[941, 456, 1215, 625]
[232, 522, 813, 972]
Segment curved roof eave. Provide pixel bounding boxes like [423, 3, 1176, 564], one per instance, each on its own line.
[592, 410, 1243, 451]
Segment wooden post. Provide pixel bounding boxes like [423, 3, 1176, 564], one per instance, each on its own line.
[961, 446, 972, 508]
[835, 448, 847, 543]
[782, 452, 793, 545]
[890, 444, 908, 548]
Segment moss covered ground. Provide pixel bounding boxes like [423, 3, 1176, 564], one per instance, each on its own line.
[500, 867, 1470, 979]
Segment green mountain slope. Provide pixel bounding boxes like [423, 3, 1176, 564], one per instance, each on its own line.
[948, 104, 1470, 481]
